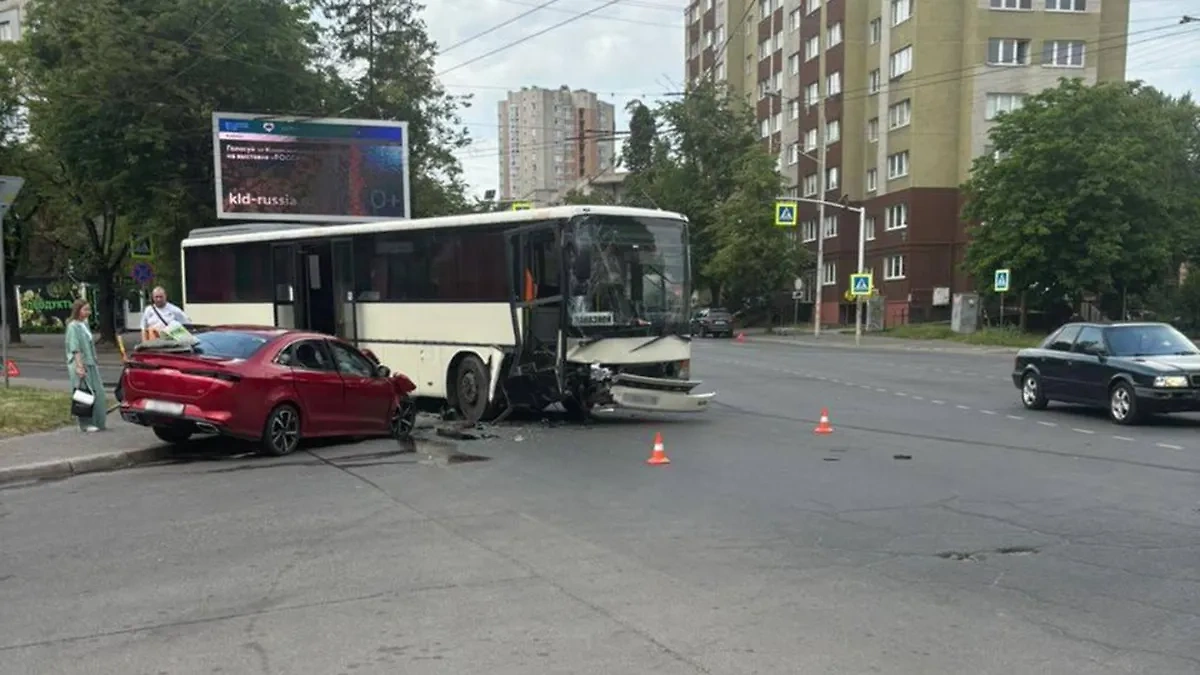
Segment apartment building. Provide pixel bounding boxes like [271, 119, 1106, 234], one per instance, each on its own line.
[0, 0, 28, 42]
[497, 86, 616, 205]
[685, 0, 1130, 326]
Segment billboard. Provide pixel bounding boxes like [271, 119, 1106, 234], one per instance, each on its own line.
[212, 112, 412, 224]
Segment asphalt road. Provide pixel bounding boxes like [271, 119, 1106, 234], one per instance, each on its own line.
[1, 338, 1198, 674]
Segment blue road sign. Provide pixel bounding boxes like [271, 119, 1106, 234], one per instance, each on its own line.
[131, 262, 154, 285]
[994, 268, 1011, 293]
[850, 273, 872, 296]
[774, 201, 798, 227]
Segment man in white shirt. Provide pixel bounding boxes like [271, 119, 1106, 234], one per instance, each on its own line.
[141, 286, 191, 340]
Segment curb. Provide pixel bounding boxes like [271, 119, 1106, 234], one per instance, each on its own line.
[744, 335, 1020, 355]
[0, 446, 168, 486]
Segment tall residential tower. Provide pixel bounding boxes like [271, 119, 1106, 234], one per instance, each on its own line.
[686, 0, 1130, 326]
[497, 86, 616, 205]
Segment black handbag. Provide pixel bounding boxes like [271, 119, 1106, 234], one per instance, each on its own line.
[71, 381, 96, 418]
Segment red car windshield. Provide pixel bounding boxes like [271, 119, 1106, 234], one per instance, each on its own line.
[146, 331, 269, 360]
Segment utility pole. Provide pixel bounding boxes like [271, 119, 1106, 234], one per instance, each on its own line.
[813, 1, 827, 337]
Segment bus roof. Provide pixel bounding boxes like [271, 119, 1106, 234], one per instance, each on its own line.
[182, 204, 688, 248]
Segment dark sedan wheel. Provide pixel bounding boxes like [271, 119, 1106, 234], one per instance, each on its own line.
[390, 399, 417, 439]
[1020, 372, 1049, 410]
[261, 404, 301, 456]
[1108, 381, 1143, 425]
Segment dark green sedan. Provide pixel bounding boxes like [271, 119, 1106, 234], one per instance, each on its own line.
[1012, 322, 1200, 425]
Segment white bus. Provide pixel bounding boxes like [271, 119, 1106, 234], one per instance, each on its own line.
[179, 205, 714, 423]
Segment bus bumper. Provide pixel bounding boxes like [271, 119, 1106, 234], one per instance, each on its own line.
[606, 373, 715, 413]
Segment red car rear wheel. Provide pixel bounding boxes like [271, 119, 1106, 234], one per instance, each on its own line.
[261, 404, 301, 456]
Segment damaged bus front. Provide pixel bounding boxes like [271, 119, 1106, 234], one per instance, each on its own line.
[548, 210, 713, 415]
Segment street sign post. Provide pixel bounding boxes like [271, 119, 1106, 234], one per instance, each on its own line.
[511, 201, 533, 211]
[774, 201, 797, 227]
[131, 234, 154, 260]
[0, 176, 26, 389]
[131, 262, 154, 286]
[994, 268, 1011, 327]
[850, 273, 872, 297]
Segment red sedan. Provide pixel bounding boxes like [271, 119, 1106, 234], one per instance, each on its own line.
[119, 326, 417, 456]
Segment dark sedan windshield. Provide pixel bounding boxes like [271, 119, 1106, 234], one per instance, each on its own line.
[1105, 324, 1199, 357]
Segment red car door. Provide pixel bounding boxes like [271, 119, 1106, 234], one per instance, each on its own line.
[327, 340, 392, 431]
[278, 339, 348, 435]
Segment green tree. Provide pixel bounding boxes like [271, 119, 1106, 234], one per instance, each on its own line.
[707, 148, 811, 309]
[621, 100, 656, 175]
[18, 0, 334, 340]
[962, 79, 1200, 328]
[320, 0, 472, 217]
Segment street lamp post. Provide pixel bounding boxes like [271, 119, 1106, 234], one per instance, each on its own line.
[780, 196, 867, 346]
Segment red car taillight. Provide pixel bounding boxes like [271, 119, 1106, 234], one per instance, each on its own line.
[180, 368, 242, 383]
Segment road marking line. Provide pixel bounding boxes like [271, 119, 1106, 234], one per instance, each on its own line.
[1037, 421, 1057, 427]
[980, 410, 997, 415]
[1156, 442, 1184, 450]
[876, 388, 888, 393]
[931, 400, 945, 405]
[895, 392, 908, 397]
[1112, 435, 1135, 442]
[1006, 415, 1024, 420]
[956, 404, 970, 410]
[911, 395, 925, 400]
[1071, 428, 1094, 435]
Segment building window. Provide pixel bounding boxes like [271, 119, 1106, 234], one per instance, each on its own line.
[773, 71, 783, 91]
[807, 0, 821, 16]
[1046, 0, 1086, 10]
[985, 93, 1025, 120]
[760, 0, 772, 17]
[789, 99, 800, 120]
[773, 111, 782, 131]
[804, 173, 819, 196]
[1043, 40, 1085, 67]
[890, 0, 912, 26]
[759, 38, 772, 59]
[716, 61, 726, 80]
[788, 142, 800, 165]
[867, 117, 879, 142]
[869, 69, 881, 94]
[828, 22, 843, 48]
[887, 151, 910, 179]
[704, 30, 714, 48]
[866, 169, 878, 193]
[804, 128, 818, 151]
[773, 32, 782, 52]
[760, 118, 771, 138]
[865, 216, 877, 240]
[869, 18, 881, 44]
[887, 99, 911, 129]
[826, 167, 840, 191]
[885, 203, 909, 230]
[802, 220, 817, 242]
[988, 38, 1031, 65]
[990, 0, 1032, 8]
[758, 78, 771, 99]
[790, 8, 801, 30]
[827, 72, 842, 96]
[823, 214, 838, 238]
[822, 261, 837, 285]
[826, 119, 841, 144]
[890, 46, 913, 78]
[805, 82, 820, 106]
[805, 35, 820, 61]
[884, 254, 907, 280]
[0, 21, 12, 42]
[789, 53, 801, 75]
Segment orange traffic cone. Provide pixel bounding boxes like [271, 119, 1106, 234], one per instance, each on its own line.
[813, 408, 833, 435]
[735, 332, 746, 343]
[646, 432, 670, 465]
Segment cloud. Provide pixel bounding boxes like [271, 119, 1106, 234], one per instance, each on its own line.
[420, 0, 1200, 199]
[422, 0, 685, 197]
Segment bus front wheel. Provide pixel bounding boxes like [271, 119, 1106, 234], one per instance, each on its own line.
[454, 355, 495, 424]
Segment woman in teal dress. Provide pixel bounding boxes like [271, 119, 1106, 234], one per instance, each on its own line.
[65, 298, 107, 432]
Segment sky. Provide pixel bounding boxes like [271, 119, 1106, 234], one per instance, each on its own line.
[422, 0, 1200, 199]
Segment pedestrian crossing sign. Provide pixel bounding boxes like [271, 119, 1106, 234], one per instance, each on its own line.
[850, 273, 872, 296]
[511, 201, 533, 211]
[774, 201, 798, 227]
[994, 268, 1011, 293]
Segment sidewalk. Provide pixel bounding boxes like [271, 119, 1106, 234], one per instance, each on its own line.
[0, 408, 172, 486]
[740, 327, 1021, 355]
[5, 331, 133, 367]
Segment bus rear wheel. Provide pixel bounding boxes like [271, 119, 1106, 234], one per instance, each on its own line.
[454, 355, 496, 424]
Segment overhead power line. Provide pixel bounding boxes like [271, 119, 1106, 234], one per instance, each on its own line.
[439, 0, 568, 55]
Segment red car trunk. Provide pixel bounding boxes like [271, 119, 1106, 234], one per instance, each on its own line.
[124, 352, 243, 410]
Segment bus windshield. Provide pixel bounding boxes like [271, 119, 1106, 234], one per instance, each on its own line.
[565, 214, 689, 334]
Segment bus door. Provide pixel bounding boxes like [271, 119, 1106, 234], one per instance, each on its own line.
[504, 222, 564, 375]
[331, 238, 357, 344]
